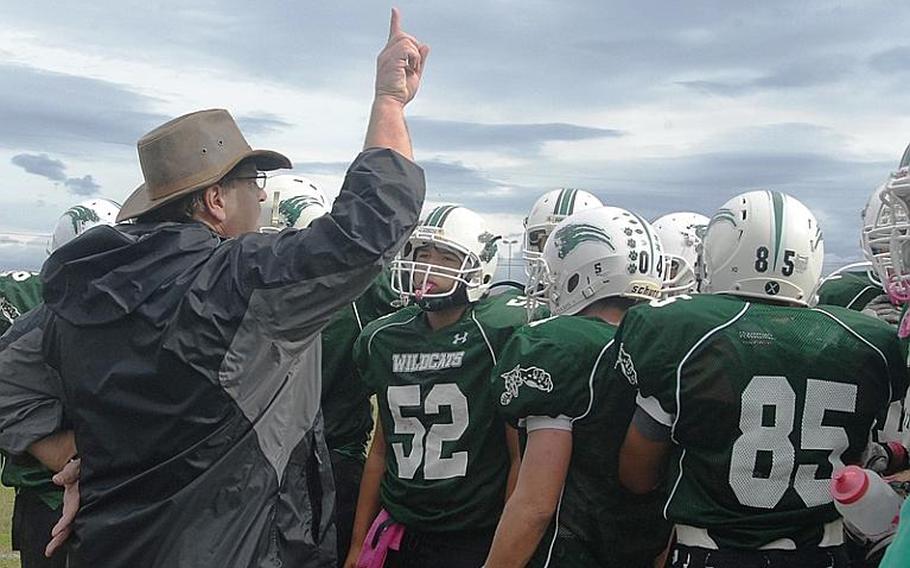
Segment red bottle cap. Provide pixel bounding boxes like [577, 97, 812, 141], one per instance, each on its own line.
[830, 465, 869, 505]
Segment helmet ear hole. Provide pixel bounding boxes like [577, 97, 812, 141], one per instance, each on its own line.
[483, 274, 492, 284]
[567, 273, 580, 294]
[403, 242, 412, 257]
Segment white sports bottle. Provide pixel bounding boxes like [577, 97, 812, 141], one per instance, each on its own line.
[830, 465, 903, 539]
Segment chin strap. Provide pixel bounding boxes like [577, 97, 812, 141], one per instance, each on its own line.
[417, 283, 471, 311]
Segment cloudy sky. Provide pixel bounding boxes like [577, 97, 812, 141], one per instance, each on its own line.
[0, 1, 907, 274]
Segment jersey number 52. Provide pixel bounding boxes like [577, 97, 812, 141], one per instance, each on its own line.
[387, 384, 470, 480]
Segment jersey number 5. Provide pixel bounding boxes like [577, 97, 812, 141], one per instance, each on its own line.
[729, 375, 857, 509]
[387, 384, 470, 480]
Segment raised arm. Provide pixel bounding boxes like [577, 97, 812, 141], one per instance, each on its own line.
[365, 8, 430, 158]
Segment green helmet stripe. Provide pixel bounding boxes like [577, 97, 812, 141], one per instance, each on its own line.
[566, 189, 579, 215]
[708, 208, 737, 230]
[435, 205, 458, 227]
[553, 189, 566, 215]
[425, 205, 455, 227]
[770, 191, 785, 271]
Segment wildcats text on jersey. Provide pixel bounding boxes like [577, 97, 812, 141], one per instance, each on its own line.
[392, 351, 465, 373]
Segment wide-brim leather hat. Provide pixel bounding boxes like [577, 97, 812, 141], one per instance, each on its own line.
[117, 109, 291, 221]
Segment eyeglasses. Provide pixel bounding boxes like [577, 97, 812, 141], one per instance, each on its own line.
[232, 172, 268, 190]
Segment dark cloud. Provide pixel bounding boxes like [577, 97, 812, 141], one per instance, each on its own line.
[236, 113, 294, 136]
[0, 64, 166, 154]
[678, 56, 852, 96]
[410, 119, 621, 154]
[11, 153, 66, 181]
[12, 153, 101, 195]
[868, 46, 910, 74]
[64, 175, 101, 195]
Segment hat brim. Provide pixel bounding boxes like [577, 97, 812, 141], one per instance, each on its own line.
[116, 149, 291, 222]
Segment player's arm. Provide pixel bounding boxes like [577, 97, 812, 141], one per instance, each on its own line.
[619, 408, 671, 494]
[27, 429, 76, 473]
[364, 8, 430, 159]
[344, 419, 387, 568]
[484, 427, 572, 568]
[504, 424, 521, 499]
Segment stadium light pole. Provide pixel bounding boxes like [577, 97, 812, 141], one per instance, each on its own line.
[502, 238, 518, 280]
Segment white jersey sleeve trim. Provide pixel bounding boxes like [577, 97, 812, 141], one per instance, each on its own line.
[470, 311, 497, 366]
[846, 286, 877, 310]
[525, 415, 573, 432]
[366, 314, 418, 356]
[672, 303, 751, 442]
[636, 393, 674, 426]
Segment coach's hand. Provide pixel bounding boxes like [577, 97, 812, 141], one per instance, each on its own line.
[45, 457, 80, 557]
[375, 7, 430, 107]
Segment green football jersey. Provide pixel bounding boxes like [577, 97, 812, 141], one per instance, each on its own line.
[0, 270, 62, 510]
[486, 285, 550, 322]
[492, 315, 670, 567]
[613, 293, 907, 549]
[816, 270, 881, 311]
[0, 271, 42, 335]
[321, 268, 398, 459]
[354, 295, 527, 532]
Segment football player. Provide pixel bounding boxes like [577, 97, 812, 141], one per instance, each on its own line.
[484, 206, 671, 568]
[522, 189, 602, 318]
[816, 183, 899, 316]
[651, 211, 709, 297]
[345, 205, 525, 568]
[522, 189, 602, 277]
[617, 190, 907, 568]
[1, 198, 119, 568]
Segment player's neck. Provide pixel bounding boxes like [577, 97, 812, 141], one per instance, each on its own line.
[425, 305, 468, 331]
[578, 303, 626, 326]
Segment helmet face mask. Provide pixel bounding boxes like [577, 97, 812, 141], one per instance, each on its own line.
[702, 190, 823, 306]
[652, 212, 709, 297]
[391, 206, 499, 309]
[528, 206, 664, 317]
[523, 189, 604, 277]
[860, 183, 907, 293]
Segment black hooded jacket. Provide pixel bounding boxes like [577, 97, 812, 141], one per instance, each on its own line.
[39, 148, 424, 568]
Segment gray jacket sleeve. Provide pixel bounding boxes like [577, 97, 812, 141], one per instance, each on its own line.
[214, 148, 424, 340]
[0, 308, 64, 455]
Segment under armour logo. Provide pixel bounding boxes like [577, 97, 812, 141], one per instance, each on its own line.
[452, 332, 469, 345]
[765, 281, 781, 295]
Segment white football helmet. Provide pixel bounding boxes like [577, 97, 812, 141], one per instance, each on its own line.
[652, 212, 709, 296]
[48, 197, 121, 254]
[527, 206, 664, 316]
[391, 205, 499, 306]
[258, 175, 328, 232]
[882, 167, 910, 302]
[860, 182, 908, 290]
[702, 190, 824, 306]
[523, 189, 603, 274]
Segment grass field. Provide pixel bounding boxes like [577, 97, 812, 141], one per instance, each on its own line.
[0, 485, 18, 567]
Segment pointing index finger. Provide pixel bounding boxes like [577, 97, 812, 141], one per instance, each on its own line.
[389, 7, 401, 41]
